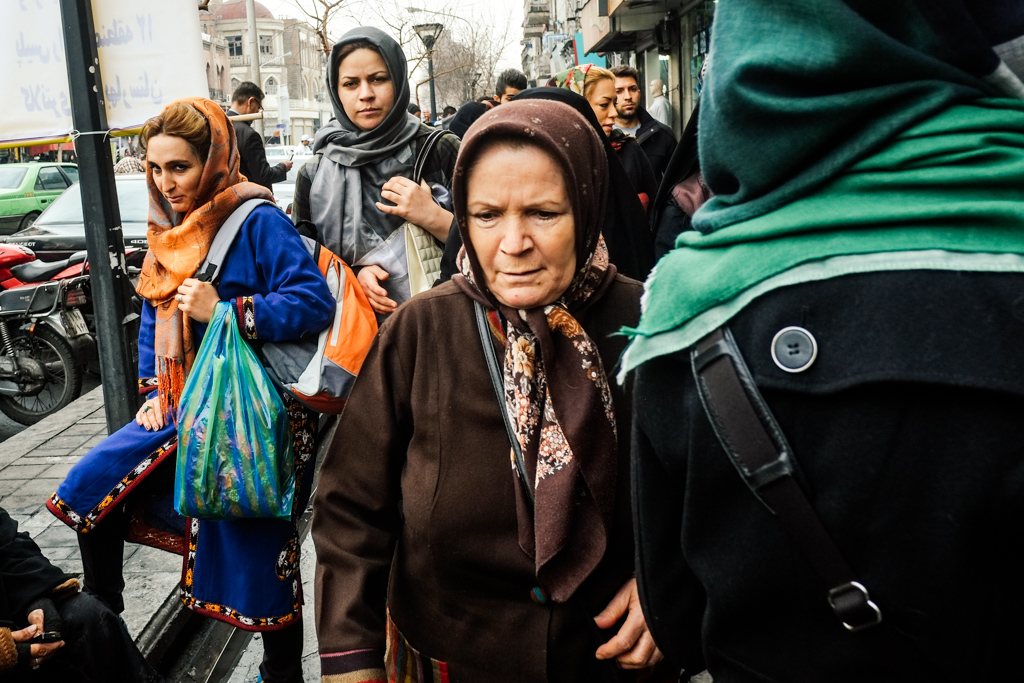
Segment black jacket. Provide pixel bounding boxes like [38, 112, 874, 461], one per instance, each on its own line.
[610, 131, 659, 215]
[651, 102, 700, 260]
[228, 109, 288, 191]
[1, 507, 68, 625]
[632, 107, 676, 183]
[632, 269, 1024, 682]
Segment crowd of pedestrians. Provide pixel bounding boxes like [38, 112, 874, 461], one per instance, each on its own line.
[10, 1, 1024, 682]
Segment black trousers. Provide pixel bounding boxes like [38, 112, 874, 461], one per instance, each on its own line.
[23, 591, 165, 683]
[78, 503, 304, 683]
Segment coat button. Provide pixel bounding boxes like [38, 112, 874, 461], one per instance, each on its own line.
[771, 326, 818, 373]
[530, 586, 549, 605]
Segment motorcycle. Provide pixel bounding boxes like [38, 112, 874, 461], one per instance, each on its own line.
[0, 244, 92, 424]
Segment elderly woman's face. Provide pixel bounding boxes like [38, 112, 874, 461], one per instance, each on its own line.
[467, 143, 576, 309]
[337, 48, 395, 131]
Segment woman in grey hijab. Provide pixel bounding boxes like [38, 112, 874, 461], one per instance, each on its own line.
[292, 26, 459, 315]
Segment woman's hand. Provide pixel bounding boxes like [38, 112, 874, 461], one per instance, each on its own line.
[11, 610, 65, 670]
[376, 177, 453, 241]
[594, 578, 664, 669]
[176, 278, 220, 323]
[357, 266, 397, 314]
[135, 396, 165, 431]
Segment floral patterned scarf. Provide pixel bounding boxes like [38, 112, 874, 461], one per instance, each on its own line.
[551, 64, 595, 96]
[136, 97, 273, 418]
[452, 100, 618, 602]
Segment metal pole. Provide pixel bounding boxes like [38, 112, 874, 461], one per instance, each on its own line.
[246, 0, 263, 137]
[58, 0, 139, 433]
[428, 51, 437, 124]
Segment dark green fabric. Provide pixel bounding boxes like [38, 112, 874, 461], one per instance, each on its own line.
[629, 98, 1024, 342]
[695, 0, 998, 233]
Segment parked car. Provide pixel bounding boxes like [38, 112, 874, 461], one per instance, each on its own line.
[272, 162, 301, 217]
[0, 163, 80, 235]
[4, 174, 149, 261]
[266, 145, 309, 165]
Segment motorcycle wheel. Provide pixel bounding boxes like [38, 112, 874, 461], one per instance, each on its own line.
[0, 326, 83, 425]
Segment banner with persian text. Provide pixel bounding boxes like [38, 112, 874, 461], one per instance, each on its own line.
[0, 0, 207, 147]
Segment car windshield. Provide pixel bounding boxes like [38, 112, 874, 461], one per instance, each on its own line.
[34, 179, 149, 226]
[0, 168, 27, 190]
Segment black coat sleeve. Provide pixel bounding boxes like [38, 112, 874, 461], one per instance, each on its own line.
[235, 122, 287, 189]
[0, 508, 68, 625]
[631, 356, 707, 675]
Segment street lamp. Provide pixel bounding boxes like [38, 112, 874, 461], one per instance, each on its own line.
[413, 22, 444, 123]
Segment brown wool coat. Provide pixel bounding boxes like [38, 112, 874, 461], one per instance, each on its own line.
[313, 276, 643, 682]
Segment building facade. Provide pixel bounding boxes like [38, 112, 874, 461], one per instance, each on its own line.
[204, 0, 332, 143]
[522, 0, 716, 137]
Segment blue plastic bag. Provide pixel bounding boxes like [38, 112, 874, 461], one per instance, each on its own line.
[174, 302, 295, 520]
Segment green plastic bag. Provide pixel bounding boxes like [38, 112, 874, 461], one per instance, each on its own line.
[174, 302, 295, 520]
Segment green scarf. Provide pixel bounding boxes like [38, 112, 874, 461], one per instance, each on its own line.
[622, 98, 1024, 375]
[621, 0, 1024, 376]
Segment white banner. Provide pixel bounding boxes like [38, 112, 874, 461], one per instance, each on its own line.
[0, 0, 207, 147]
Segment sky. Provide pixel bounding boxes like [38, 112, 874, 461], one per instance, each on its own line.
[256, 0, 525, 72]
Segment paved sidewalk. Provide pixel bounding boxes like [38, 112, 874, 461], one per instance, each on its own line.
[0, 386, 180, 638]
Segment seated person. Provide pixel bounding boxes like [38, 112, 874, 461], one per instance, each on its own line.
[0, 506, 164, 682]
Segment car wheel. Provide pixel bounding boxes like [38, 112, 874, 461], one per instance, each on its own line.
[18, 211, 40, 231]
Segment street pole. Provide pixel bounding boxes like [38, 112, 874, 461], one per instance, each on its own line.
[428, 50, 437, 124]
[246, 0, 263, 137]
[58, 0, 139, 433]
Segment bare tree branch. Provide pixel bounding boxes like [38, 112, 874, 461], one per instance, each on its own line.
[292, 0, 349, 55]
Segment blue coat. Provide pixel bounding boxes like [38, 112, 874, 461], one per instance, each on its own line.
[50, 204, 334, 630]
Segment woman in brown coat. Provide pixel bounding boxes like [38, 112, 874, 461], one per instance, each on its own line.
[312, 100, 662, 682]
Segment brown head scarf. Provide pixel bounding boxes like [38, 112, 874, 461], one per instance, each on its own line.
[136, 97, 273, 418]
[452, 99, 618, 602]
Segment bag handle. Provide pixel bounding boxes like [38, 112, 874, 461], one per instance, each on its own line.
[412, 128, 451, 183]
[474, 301, 534, 508]
[690, 326, 882, 632]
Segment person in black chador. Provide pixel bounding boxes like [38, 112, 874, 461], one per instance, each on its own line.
[0, 506, 164, 682]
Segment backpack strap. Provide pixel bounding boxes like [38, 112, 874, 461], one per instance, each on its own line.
[195, 198, 275, 283]
[413, 128, 453, 182]
[474, 301, 534, 508]
[690, 326, 882, 632]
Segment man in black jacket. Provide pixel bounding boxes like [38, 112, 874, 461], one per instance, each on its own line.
[228, 82, 291, 191]
[611, 65, 676, 183]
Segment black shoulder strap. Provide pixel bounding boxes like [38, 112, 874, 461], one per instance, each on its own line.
[474, 301, 534, 508]
[413, 128, 451, 182]
[690, 326, 882, 632]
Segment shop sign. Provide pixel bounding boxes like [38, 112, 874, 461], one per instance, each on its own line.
[1, 0, 207, 148]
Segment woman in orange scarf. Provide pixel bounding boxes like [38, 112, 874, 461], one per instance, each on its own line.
[48, 98, 334, 683]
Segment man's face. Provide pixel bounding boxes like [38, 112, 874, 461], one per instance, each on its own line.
[234, 96, 263, 116]
[496, 86, 521, 104]
[614, 77, 640, 119]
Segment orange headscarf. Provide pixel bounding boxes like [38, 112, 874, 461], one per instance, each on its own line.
[136, 97, 274, 418]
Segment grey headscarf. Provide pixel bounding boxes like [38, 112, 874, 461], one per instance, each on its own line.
[311, 27, 422, 288]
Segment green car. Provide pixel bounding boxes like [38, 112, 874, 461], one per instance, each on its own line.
[0, 163, 80, 235]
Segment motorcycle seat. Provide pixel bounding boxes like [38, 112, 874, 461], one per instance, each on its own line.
[11, 252, 85, 284]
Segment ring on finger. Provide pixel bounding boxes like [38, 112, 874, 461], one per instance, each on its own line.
[176, 294, 183, 303]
